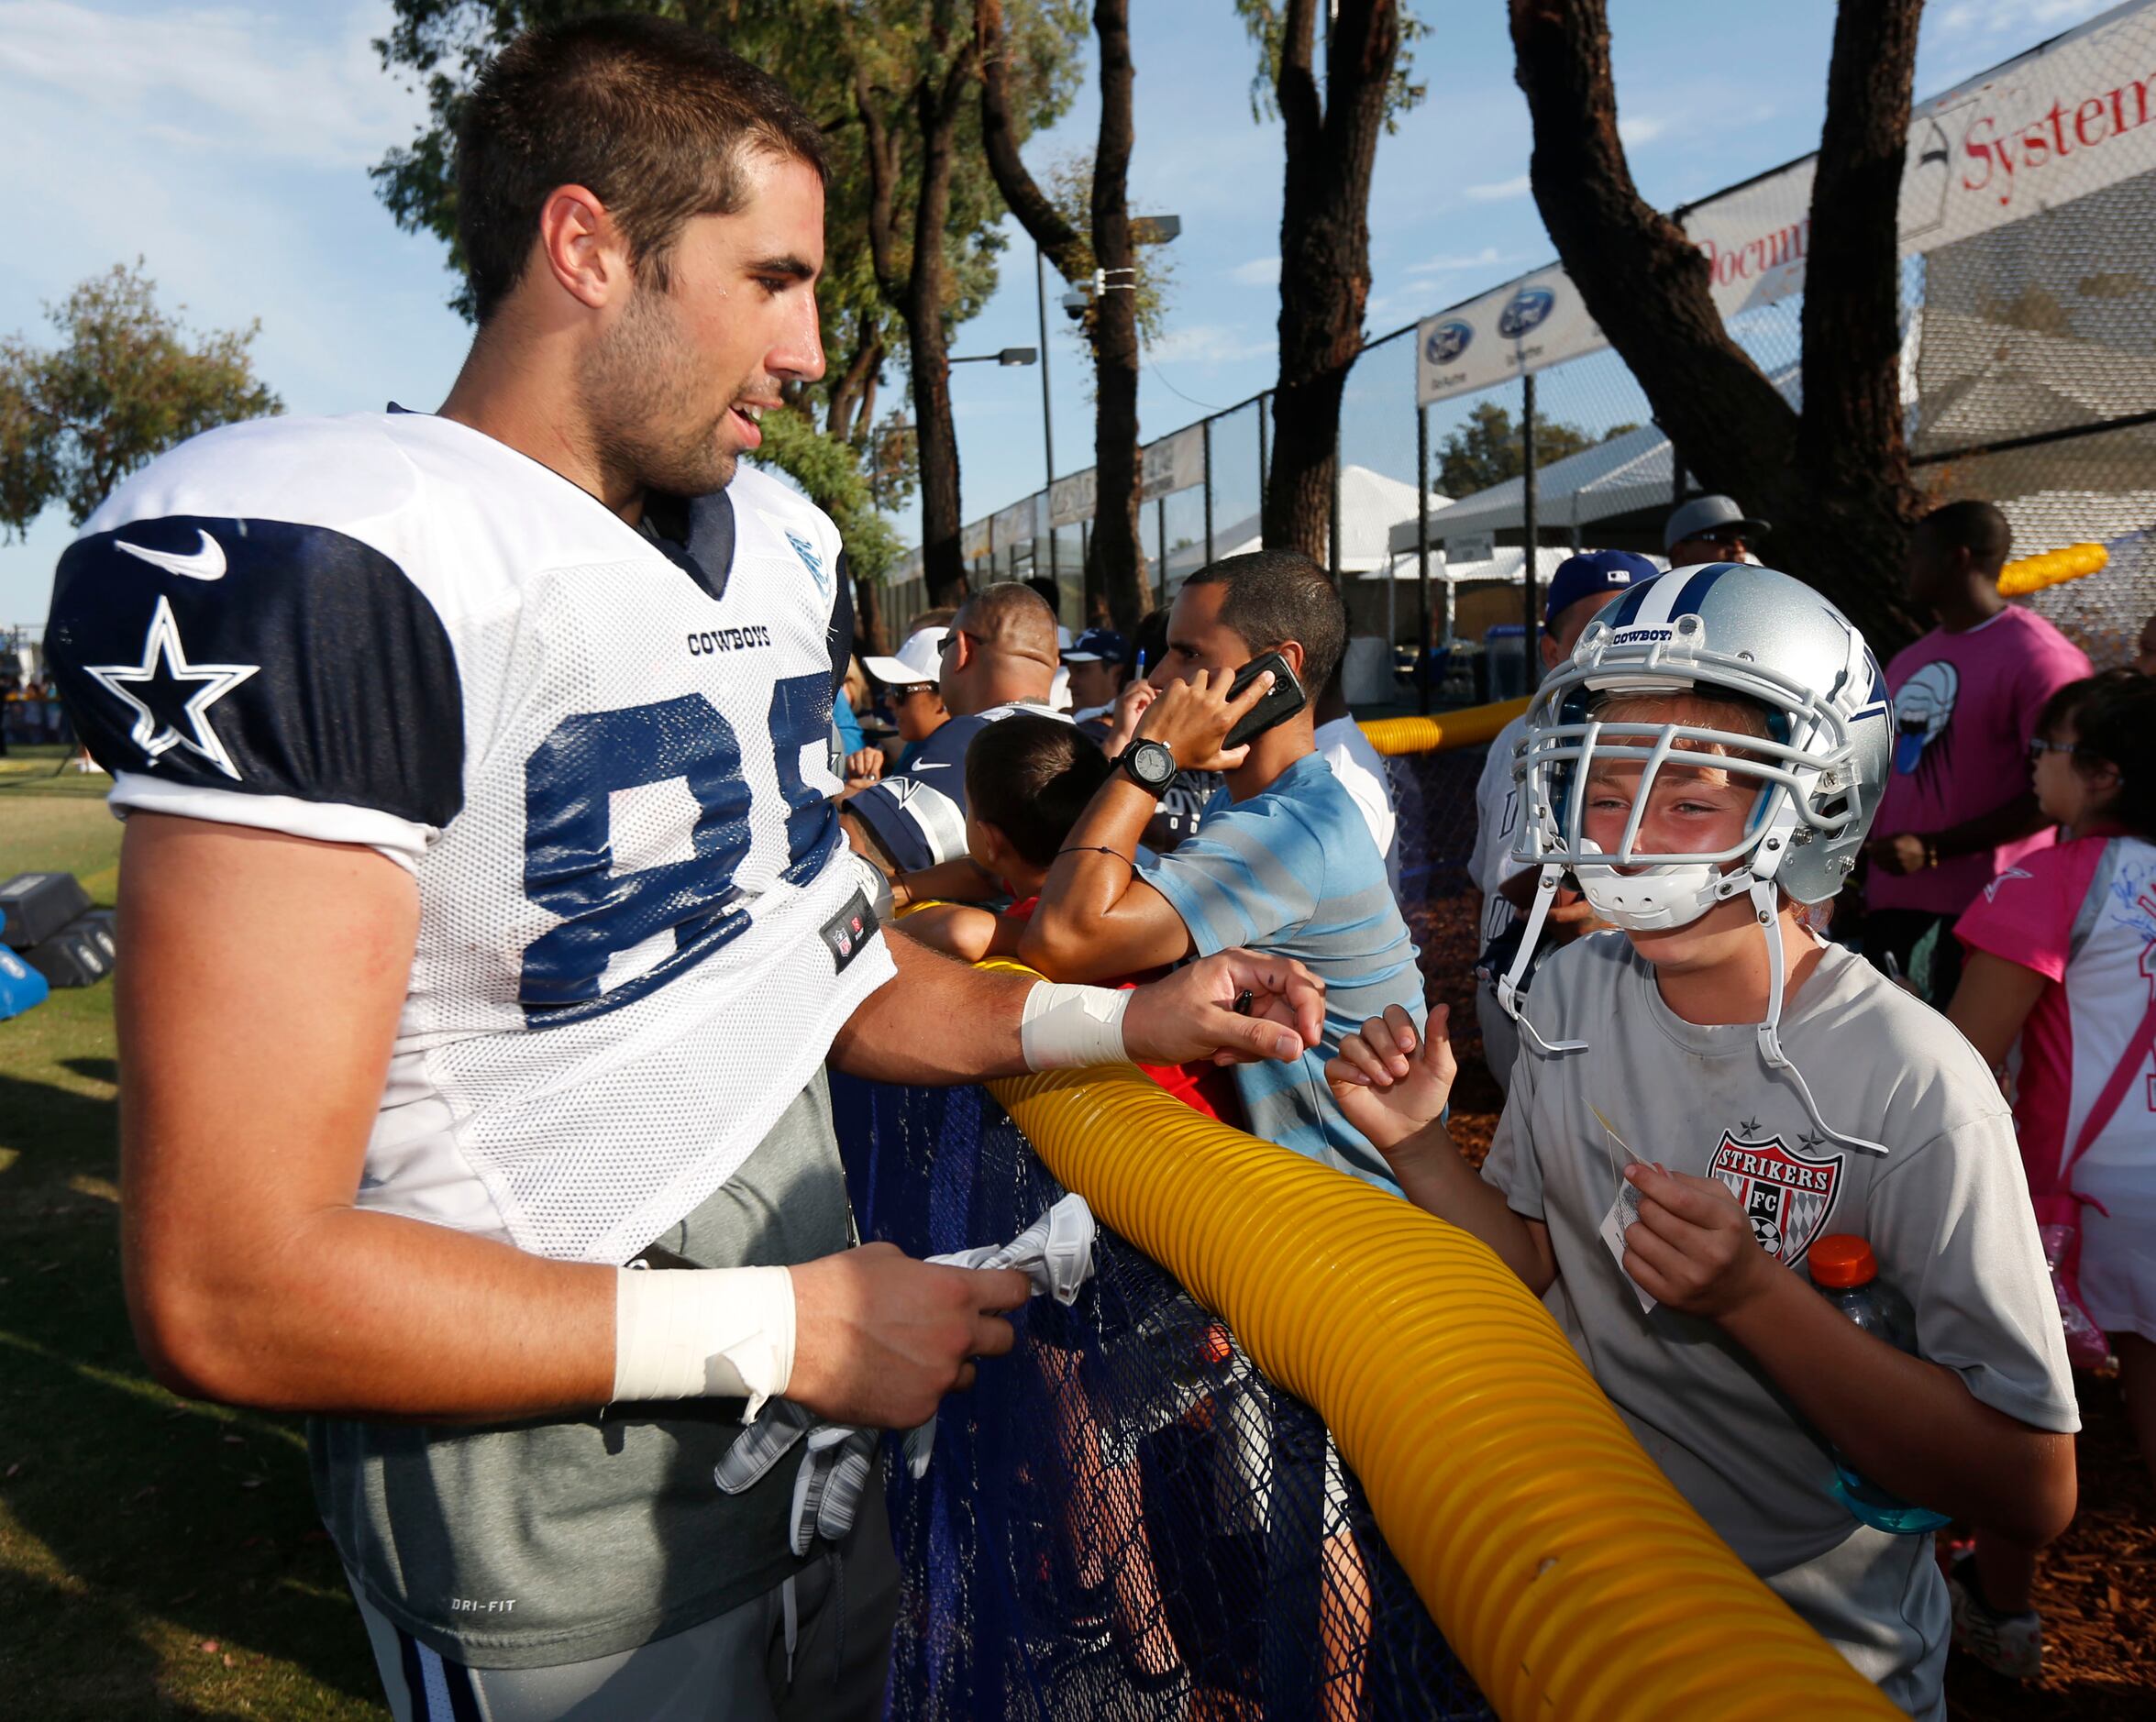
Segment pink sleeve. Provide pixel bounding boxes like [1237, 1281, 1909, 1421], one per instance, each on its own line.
[1953, 839, 2102, 982]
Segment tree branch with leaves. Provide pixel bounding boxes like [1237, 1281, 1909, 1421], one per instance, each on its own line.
[1239, 0, 1421, 567]
[1509, 0, 1921, 652]
[0, 262, 281, 541]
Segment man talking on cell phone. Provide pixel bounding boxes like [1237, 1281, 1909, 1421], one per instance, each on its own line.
[39, 21, 1324, 1720]
[1021, 550, 1427, 1188]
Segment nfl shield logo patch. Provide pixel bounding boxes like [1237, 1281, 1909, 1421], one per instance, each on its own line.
[1710, 1130, 1842, 1266]
[785, 528, 828, 593]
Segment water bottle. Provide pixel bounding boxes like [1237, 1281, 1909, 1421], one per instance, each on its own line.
[1807, 1235, 1952, 1535]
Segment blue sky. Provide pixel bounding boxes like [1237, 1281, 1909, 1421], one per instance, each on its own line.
[0, 0, 2119, 624]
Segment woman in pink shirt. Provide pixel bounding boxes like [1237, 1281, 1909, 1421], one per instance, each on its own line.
[1946, 669, 2156, 1677]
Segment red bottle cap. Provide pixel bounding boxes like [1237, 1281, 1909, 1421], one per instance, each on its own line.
[1808, 1234, 1876, 1288]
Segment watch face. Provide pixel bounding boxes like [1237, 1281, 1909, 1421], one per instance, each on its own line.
[1130, 741, 1176, 787]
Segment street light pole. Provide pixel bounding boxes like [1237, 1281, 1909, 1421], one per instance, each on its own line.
[1036, 246, 1056, 583]
[1035, 247, 1056, 491]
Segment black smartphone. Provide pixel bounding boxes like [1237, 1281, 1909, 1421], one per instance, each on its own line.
[1222, 650, 1307, 750]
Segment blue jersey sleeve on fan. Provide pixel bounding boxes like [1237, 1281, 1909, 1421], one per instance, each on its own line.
[846, 712, 988, 871]
[44, 514, 465, 829]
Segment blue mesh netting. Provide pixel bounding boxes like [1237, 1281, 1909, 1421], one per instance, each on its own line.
[832, 1073, 1488, 1721]
[1384, 746, 1487, 906]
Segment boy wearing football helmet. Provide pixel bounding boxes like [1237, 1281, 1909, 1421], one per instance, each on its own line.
[1323, 565, 2077, 1716]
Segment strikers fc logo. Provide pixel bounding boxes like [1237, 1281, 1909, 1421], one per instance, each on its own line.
[1710, 1127, 1842, 1266]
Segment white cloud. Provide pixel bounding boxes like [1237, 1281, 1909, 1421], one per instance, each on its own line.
[1145, 323, 1275, 367]
[1933, 0, 2113, 39]
[1618, 114, 1668, 147]
[0, 1, 427, 170]
[1230, 255, 1281, 286]
[1405, 245, 1509, 278]
[1463, 174, 1531, 203]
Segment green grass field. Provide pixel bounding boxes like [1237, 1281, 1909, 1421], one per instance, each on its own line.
[0, 770, 383, 1717]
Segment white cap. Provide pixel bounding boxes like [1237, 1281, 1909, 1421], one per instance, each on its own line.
[861, 626, 947, 688]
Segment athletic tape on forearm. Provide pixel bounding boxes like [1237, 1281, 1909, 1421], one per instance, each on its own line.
[1020, 981, 1131, 1071]
[612, 1264, 795, 1418]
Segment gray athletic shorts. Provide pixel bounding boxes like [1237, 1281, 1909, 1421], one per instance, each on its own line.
[349, 1487, 898, 1722]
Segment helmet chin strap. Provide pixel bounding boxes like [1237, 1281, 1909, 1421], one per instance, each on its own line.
[1750, 878, 1888, 1156]
[1496, 865, 1587, 1056]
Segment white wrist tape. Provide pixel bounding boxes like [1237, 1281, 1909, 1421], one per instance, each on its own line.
[613, 1264, 796, 1420]
[1020, 980, 1131, 1070]
[847, 848, 893, 922]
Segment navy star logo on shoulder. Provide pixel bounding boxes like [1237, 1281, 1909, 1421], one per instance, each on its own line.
[83, 594, 260, 780]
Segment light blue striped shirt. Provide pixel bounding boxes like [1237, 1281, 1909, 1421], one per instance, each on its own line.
[1140, 752, 1425, 1187]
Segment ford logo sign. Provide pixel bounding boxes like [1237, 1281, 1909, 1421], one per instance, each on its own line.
[1498, 286, 1555, 339]
[1423, 319, 1473, 366]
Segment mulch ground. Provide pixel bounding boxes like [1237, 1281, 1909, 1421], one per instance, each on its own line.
[1404, 889, 2156, 1714]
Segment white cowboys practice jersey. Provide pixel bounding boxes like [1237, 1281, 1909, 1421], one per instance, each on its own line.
[46, 412, 895, 1264]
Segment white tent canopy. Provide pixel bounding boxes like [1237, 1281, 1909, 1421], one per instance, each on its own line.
[1359, 545, 1577, 585]
[1394, 423, 1673, 552]
[1399, 365, 1801, 553]
[1166, 464, 1449, 584]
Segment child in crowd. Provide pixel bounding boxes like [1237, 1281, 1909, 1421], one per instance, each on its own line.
[1944, 669, 2156, 1675]
[893, 713, 1244, 1126]
[1323, 565, 2077, 1717]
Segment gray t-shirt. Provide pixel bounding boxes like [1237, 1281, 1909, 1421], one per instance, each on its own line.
[310, 1076, 852, 1669]
[1484, 934, 2077, 1716]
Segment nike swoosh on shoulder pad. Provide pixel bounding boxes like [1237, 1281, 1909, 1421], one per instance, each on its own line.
[115, 529, 227, 581]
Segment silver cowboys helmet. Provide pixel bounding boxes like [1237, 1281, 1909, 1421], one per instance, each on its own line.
[1495, 562, 1894, 1152]
[1511, 560, 1891, 918]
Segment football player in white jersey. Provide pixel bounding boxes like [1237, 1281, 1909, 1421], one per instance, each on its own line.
[43, 19, 1321, 1721]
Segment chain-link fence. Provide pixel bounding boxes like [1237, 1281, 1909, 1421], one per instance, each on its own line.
[892, 3, 2156, 683]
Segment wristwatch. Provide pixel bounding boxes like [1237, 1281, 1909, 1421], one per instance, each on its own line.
[1118, 739, 1178, 797]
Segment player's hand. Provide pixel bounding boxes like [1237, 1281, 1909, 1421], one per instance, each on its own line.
[1618, 1165, 1775, 1319]
[1866, 832, 1929, 877]
[1100, 678, 1159, 758]
[786, 1244, 1031, 1428]
[844, 747, 884, 791]
[1135, 668, 1271, 774]
[1123, 948, 1324, 1066]
[1324, 1003, 1456, 1153]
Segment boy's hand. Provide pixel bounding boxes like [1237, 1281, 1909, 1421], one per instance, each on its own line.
[843, 747, 885, 791]
[1135, 668, 1272, 773]
[1619, 1165, 1777, 1319]
[1324, 1003, 1456, 1154]
[1100, 678, 1158, 758]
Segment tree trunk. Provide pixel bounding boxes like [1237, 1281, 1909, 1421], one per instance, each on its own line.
[910, 50, 976, 609]
[1089, 0, 1145, 628]
[826, 317, 884, 445]
[1509, 0, 1921, 654]
[854, 31, 977, 612]
[1792, 0, 1923, 650]
[853, 564, 890, 659]
[1262, 0, 1400, 566]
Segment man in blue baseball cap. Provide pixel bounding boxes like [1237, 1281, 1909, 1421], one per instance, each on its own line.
[1468, 549, 1661, 1089]
[1062, 625, 1130, 724]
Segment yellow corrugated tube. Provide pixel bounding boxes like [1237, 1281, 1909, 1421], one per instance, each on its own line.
[983, 1060, 1899, 1720]
[1360, 696, 1531, 757]
[1997, 540, 2106, 597]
